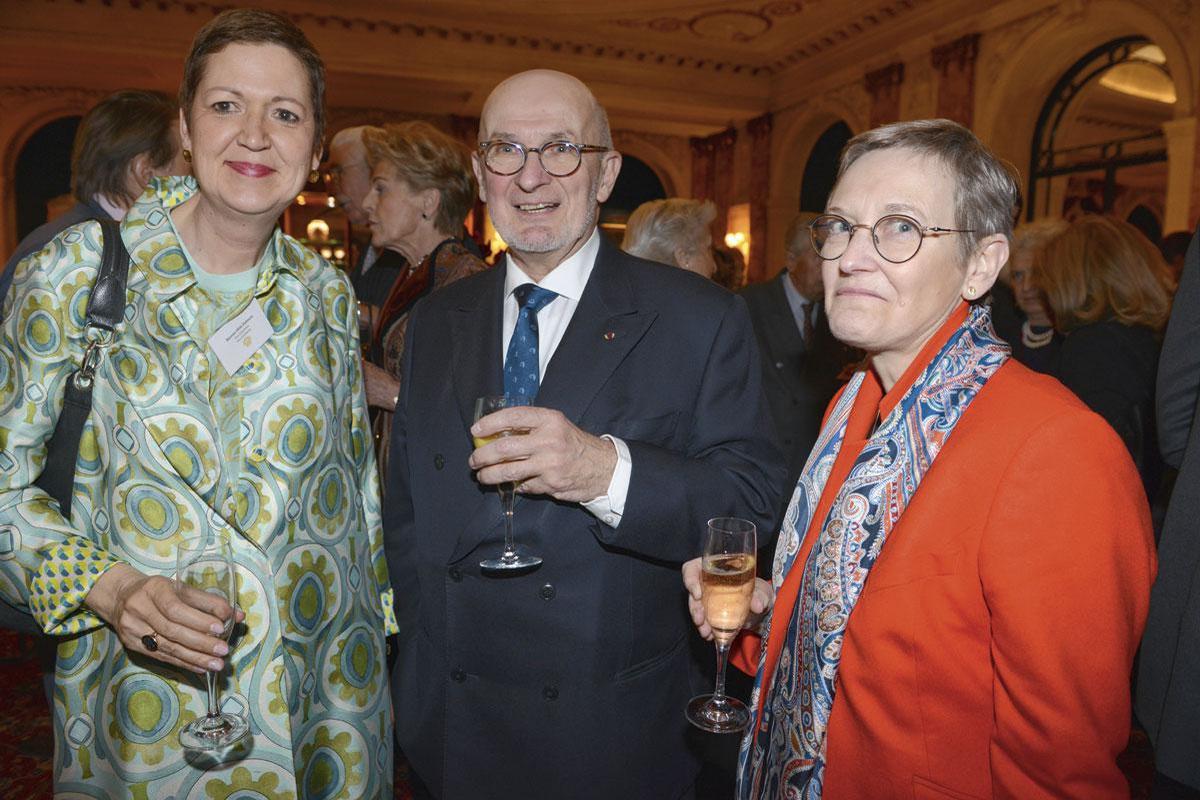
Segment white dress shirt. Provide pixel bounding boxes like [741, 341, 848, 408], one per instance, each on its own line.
[502, 228, 631, 527]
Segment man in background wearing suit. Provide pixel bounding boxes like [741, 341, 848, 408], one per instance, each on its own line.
[326, 125, 406, 307]
[384, 69, 784, 799]
[1138, 226, 1200, 800]
[741, 212, 857, 493]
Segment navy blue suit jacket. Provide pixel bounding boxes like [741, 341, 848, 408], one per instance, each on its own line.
[384, 235, 785, 799]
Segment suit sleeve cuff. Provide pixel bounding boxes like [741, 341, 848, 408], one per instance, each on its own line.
[581, 435, 631, 528]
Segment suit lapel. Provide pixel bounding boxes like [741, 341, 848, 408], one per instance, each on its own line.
[442, 268, 507, 565]
[449, 266, 505, 432]
[536, 238, 656, 425]
[760, 274, 808, 394]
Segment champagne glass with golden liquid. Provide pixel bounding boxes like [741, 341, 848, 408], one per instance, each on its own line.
[473, 394, 540, 570]
[686, 517, 757, 733]
[177, 531, 249, 750]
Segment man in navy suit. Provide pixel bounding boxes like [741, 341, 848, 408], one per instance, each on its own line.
[384, 69, 784, 799]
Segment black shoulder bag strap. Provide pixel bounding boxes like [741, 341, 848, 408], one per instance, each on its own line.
[33, 218, 130, 520]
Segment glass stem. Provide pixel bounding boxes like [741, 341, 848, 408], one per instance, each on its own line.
[712, 642, 731, 706]
[499, 483, 516, 559]
[205, 670, 220, 718]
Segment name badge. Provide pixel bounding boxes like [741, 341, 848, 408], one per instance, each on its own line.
[209, 301, 272, 374]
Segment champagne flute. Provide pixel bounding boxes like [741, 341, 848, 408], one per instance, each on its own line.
[176, 532, 249, 750]
[473, 394, 541, 570]
[686, 517, 757, 733]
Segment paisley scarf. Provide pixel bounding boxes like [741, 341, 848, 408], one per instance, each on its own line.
[737, 304, 1009, 799]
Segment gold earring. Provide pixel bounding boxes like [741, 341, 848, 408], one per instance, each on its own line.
[966, 284, 976, 298]
[182, 149, 192, 163]
[309, 169, 320, 183]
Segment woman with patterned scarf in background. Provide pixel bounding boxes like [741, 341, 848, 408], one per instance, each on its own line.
[685, 119, 1155, 799]
[0, 9, 394, 798]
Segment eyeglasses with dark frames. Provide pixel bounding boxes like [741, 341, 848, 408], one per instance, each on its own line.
[809, 213, 975, 264]
[478, 139, 609, 177]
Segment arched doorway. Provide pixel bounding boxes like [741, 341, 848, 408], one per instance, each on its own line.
[599, 154, 667, 241]
[799, 121, 852, 213]
[1028, 37, 1176, 225]
[15, 115, 80, 240]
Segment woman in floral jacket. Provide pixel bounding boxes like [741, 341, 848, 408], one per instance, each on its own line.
[0, 9, 394, 798]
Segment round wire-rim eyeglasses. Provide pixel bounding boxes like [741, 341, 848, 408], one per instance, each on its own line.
[478, 139, 610, 177]
[809, 213, 975, 264]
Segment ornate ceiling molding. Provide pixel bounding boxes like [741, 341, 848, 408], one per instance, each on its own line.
[613, 2, 806, 44]
[767, 0, 922, 72]
[40, 0, 774, 76]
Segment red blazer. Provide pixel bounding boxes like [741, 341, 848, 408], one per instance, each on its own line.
[740, 358, 1156, 799]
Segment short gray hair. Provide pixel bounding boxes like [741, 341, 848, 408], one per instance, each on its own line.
[837, 119, 1021, 260]
[622, 198, 716, 267]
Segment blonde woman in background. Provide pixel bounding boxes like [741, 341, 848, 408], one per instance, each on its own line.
[358, 121, 485, 479]
[1036, 214, 1175, 496]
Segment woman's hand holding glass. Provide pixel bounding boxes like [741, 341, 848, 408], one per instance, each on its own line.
[86, 562, 244, 674]
[684, 518, 761, 732]
[682, 559, 774, 642]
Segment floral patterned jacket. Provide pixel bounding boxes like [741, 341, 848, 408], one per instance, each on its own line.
[0, 176, 395, 798]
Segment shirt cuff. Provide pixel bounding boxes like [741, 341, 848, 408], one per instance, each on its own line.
[381, 587, 399, 636]
[581, 434, 631, 528]
[31, 539, 124, 636]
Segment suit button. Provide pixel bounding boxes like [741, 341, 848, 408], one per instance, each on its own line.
[434, 453, 445, 470]
[542, 685, 558, 701]
[538, 583, 555, 600]
[451, 668, 466, 683]
[448, 565, 462, 582]
[774, 361, 784, 369]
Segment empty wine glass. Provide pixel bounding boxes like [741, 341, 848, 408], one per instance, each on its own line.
[473, 394, 540, 570]
[686, 517, 757, 733]
[176, 532, 249, 750]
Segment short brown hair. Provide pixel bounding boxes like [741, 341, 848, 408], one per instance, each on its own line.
[837, 119, 1021, 260]
[363, 121, 477, 235]
[1036, 215, 1174, 333]
[72, 89, 178, 206]
[179, 9, 325, 152]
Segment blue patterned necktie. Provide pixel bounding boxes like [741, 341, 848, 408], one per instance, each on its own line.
[504, 283, 558, 400]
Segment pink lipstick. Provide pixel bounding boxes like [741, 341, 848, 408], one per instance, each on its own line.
[227, 161, 276, 178]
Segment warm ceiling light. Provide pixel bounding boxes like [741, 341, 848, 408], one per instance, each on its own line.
[307, 219, 330, 241]
[1099, 46, 1176, 104]
[1131, 44, 1167, 65]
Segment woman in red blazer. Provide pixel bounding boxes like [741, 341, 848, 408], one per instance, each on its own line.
[686, 119, 1155, 799]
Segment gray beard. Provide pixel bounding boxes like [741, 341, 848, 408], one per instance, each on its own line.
[502, 170, 602, 255]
